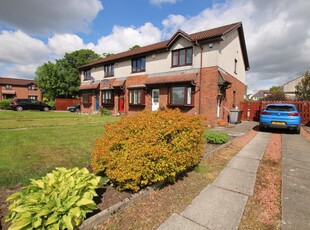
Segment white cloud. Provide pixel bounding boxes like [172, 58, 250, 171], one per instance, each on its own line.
[0, 30, 50, 65]
[94, 23, 162, 54]
[161, 0, 310, 94]
[3, 64, 40, 79]
[150, 0, 177, 5]
[0, 0, 103, 35]
[48, 34, 95, 56]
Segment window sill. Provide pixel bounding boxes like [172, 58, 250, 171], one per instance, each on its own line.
[129, 104, 146, 106]
[171, 64, 192, 68]
[167, 104, 194, 107]
[131, 70, 146, 74]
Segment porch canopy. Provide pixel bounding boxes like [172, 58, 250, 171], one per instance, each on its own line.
[79, 83, 99, 90]
[146, 73, 197, 85]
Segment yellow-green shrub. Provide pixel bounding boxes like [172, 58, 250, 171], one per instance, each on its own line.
[91, 109, 204, 191]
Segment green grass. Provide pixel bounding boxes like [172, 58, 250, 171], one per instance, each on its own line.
[0, 110, 119, 188]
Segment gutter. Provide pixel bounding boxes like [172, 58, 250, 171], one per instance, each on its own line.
[195, 40, 203, 114]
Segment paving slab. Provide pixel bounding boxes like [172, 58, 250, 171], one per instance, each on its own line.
[213, 167, 257, 196]
[282, 133, 310, 230]
[227, 156, 260, 173]
[282, 175, 310, 229]
[236, 132, 270, 160]
[157, 213, 208, 230]
[282, 158, 310, 180]
[181, 185, 248, 230]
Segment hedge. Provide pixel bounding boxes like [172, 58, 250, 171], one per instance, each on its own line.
[91, 109, 204, 191]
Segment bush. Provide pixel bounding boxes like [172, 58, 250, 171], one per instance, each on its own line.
[99, 106, 112, 116]
[46, 100, 56, 109]
[92, 109, 204, 191]
[0, 99, 12, 110]
[5, 167, 100, 230]
[204, 132, 228, 144]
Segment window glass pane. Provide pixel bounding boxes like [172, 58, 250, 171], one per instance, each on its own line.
[172, 87, 185, 104]
[141, 58, 146, 71]
[132, 60, 136, 72]
[172, 51, 178, 66]
[187, 87, 192, 104]
[179, 49, 185, 65]
[186, 48, 193, 64]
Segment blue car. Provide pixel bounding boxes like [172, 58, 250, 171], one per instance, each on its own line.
[259, 104, 301, 134]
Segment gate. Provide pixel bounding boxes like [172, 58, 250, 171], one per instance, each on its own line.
[240, 101, 310, 125]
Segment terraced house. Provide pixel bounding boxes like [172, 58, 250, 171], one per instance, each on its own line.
[78, 22, 249, 125]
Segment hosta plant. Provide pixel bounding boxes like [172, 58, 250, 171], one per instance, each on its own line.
[5, 167, 100, 230]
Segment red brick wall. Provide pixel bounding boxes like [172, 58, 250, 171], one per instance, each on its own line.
[1, 85, 42, 100]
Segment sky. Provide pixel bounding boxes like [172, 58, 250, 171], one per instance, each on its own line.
[0, 0, 309, 94]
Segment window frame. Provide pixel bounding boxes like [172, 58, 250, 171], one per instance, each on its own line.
[171, 47, 193, 67]
[28, 85, 37, 91]
[104, 64, 114, 77]
[129, 88, 145, 105]
[5, 84, 12, 90]
[168, 85, 194, 106]
[83, 70, 92, 80]
[102, 90, 114, 105]
[82, 91, 92, 104]
[131, 57, 146, 73]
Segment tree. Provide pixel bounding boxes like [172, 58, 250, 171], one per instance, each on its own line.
[295, 70, 310, 101]
[263, 85, 286, 101]
[102, 53, 114, 58]
[35, 49, 101, 100]
[129, 45, 141, 50]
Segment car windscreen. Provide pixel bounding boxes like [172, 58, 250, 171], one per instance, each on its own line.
[266, 105, 295, 111]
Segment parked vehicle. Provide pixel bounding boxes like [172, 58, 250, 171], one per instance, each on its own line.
[67, 104, 80, 113]
[259, 104, 301, 134]
[10, 99, 53, 111]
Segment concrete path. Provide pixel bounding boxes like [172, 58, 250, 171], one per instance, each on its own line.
[158, 131, 271, 230]
[282, 133, 310, 229]
[158, 123, 310, 230]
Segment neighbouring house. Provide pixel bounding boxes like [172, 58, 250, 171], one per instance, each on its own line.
[0, 77, 42, 101]
[282, 75, 304, 99]
[78, 22, 250, 125]
[252, 90, 270, 101]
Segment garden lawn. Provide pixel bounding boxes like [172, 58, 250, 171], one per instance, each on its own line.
[0, 110, 118, 188]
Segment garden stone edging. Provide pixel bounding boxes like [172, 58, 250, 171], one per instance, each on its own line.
[79, 182, 164, 230]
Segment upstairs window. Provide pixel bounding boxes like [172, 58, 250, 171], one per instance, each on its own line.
[28, 95, 38, 100]
[104, 64, 114, 77]
[83, 70, 91, 80]
[5, 84, 12, 90]
[172, 47, 193, 67]
[102, 90, 114, 104]
[129, 89, 145, 105]
[169, 86, 193, 105]
[132, 57, 146, 73]
[28, 85, 37, 90]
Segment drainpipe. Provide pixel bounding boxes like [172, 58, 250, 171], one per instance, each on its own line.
[195, 40, 203, 114]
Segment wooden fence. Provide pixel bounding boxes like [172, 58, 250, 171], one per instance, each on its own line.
[55, 98, 80, 111]
[239, 101, 310, 125]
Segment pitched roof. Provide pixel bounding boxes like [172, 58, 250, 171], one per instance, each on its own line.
[79, 22, 249, 70]
[146, 73, 197, 85]
[253, 90, 270, 98]
[0, 77, 35, 86]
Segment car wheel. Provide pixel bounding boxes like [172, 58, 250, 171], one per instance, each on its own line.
[43, 107, 49, 112]
[75, 108, 80, 113]
[16, 106, 23, 111]
[295, 127, 301, 134]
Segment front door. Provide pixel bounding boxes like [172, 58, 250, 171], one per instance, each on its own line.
[152, 89, 160, 111]
[119, 91, 125, 113]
